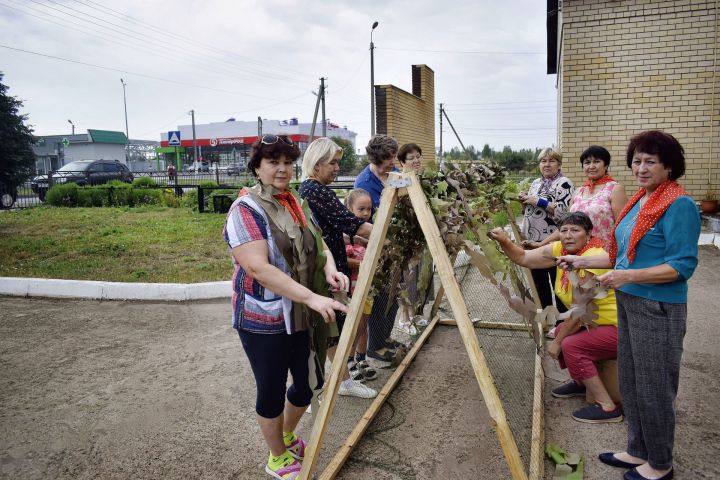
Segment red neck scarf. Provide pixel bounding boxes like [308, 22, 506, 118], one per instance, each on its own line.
[560, 237, 605, 292]
[608, 180, 687, 265]
[273, 190, 307, 227]
[583, 174, 614, 193]
[239, 186, 308, 227]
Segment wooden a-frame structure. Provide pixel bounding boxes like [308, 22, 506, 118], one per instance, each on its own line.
[299, 171, 541, 480]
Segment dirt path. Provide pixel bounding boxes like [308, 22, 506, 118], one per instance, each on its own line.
[0, 247, 718, 479]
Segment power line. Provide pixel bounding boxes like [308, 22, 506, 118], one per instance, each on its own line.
[22, 0, 310, 87]
[378, 47, 545, 55]
[0, 43, 314, 108]
[76, 0, 317, 81]
[444, 100, 555, 106]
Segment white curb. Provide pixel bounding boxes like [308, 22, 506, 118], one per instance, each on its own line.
[0, 277, 232, 301]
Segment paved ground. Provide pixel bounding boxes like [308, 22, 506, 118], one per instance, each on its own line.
[0, 246, 718, 479]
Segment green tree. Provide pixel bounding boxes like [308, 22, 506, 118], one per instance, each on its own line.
[0, 73, 35, 189]
[331, 136, 357, 175]
[481, 143, 492, 158]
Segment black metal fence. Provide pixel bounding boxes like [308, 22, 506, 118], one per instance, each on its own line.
[1, 171, 358, 211]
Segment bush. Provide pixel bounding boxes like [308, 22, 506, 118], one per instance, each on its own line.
[132, 176, 156, 188]
[107, 183, 133, 206]
[162, 188, 181, 207]
[181, 190, 199, 210]
[77, 187, 108, 207]
[132, 188, 163, 206]
[198, 180, 218, 188]
[46, 183, 79, 206]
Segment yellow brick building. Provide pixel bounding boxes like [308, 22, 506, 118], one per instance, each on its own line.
[375, 64, 436, 163]
[547, 0, 719, 198]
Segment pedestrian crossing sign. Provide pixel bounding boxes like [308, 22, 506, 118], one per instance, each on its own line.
[168, 131, 181, 146]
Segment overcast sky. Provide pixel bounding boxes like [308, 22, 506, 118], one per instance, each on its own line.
[0, 0, 558, 153]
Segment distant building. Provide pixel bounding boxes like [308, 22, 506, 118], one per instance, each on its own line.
[375, 64, 436, 165]
[158, 118, 357, 168]
[547, 0, 719, 198]
[33, 130, 128, 174]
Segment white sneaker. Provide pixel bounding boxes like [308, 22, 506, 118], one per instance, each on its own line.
[338, 379, 377, 398]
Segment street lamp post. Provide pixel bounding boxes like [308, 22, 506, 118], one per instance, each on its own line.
[189, 109, 199, 167]
[67, 119, 74, 135]
[120, 78, 129, 141]
[370, 21, 379, 137]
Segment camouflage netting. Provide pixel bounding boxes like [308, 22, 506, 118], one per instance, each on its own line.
[299, 162, 540, 477]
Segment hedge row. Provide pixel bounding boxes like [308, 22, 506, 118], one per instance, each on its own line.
[45, 181, 244, 212]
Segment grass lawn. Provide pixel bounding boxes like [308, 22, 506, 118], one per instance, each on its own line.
[0, 206, 232, 283]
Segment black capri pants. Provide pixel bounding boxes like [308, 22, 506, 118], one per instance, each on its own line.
[237, 329, 313, 419]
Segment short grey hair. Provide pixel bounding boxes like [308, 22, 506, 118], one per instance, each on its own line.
[365, 135, 398, 165]
[537, 147, 562, 164]
[301, 137, 342, 180]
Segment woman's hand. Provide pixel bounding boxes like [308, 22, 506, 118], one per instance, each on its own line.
[547, 340, 562, 360]
[489, 227, 509, 242]
[521, 240, 542, 249]
[307, 294, 348, 323]
[519, 192, 539, 207]
[556, 254, 583, 271]
[326, 269, 349, 293]
[597, 270, 630, 289]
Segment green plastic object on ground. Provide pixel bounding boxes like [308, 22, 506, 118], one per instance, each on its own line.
[546, 442, 584, 480]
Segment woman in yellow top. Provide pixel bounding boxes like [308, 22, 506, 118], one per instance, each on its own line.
[490, 211, 622, 423]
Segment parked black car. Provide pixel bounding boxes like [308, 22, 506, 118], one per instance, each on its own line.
[31, 160, 134, 202]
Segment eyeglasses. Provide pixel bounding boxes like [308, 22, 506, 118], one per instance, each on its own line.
[260, 134, 294, 146]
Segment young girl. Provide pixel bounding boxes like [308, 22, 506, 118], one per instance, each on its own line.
[344, 188, 378, 381]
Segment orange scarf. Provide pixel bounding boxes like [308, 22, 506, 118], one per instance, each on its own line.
[273, 190, 307, 227]
[238, 187, 308, 227]
[583, 174, 614, 193]
[608, 180, 687, 265]
[560, 237, 605, 292]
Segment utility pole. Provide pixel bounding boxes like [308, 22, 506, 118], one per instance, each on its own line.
[370, 21, 379, 137]
[439, 103, 443, 165]
[189, 109, 198, 165]
[442, 107, 470, 158]
[309, 77, 325, 141]
[321, 77, 327, 137]
[68, 119, 75, 135]
[120, 79, 129, 140]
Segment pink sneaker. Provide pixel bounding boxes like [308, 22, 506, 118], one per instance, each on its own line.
[286, 436, 306, 461]
[265, 455, 302, 479]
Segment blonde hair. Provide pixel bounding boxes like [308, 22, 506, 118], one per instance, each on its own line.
[345, 188, 371, 210]
[537, 147, 562, 164]
[301, 137, 343, 180]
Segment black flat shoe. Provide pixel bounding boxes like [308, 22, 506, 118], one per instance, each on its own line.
[599, 452, 644, 469]
[624, 466, 673, 480]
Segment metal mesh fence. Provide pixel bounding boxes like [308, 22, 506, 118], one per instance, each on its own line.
[299, 236, 538, 477]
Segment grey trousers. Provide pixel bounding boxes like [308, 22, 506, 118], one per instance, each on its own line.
[616, 291, 687, 470]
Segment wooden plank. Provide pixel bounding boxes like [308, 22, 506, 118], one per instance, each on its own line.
[299, 178, 400, 480]
[407, 172, 528, 480]
[529, 320, 545, 480]
[318, 315, 440, 480]
[438, 318, 531, 331]
[504, 202, 543, 309]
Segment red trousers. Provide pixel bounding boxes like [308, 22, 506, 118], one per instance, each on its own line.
[557, 323, 618, 381]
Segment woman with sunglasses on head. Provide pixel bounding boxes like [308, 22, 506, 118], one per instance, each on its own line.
[557, 131, 700, 480]
[298, 137, 378, 398]
[491, 212, 622, 424]
[223, 134, 349, 480]
[519, 148, 575, 312]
